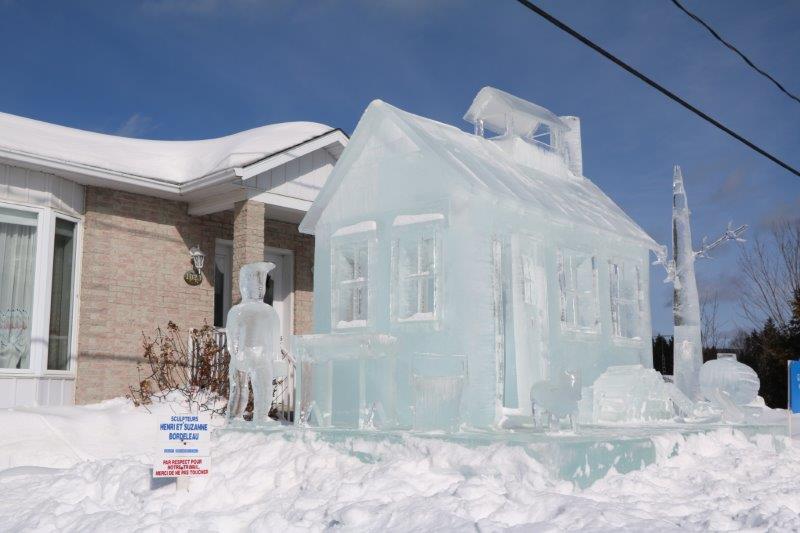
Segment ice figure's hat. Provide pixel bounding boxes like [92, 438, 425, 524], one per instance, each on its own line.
[239, 261, 276, 301]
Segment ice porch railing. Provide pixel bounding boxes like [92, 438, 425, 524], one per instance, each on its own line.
[190, 327, 296, 423]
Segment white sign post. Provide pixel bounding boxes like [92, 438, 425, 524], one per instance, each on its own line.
[153, 413, 211, 488]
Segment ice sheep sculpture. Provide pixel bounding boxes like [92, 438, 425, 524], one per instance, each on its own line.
[225, 262, 282, 424]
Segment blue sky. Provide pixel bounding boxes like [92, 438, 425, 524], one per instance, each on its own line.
[1, 0, 798, 337]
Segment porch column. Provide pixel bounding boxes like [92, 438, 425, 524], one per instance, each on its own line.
[232, 199, 266, 304]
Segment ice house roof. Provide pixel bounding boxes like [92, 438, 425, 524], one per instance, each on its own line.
[0, 111, 335, 184]
[303, 100, 659, 251]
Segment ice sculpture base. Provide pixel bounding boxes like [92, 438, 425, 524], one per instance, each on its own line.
[219, 419, 787, 488]
[225, 418, 283, 430]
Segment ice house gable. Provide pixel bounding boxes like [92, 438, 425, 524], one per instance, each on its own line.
[296, 88, 661, 431]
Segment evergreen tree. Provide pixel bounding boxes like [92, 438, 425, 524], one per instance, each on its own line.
[652, 334, 674, 376]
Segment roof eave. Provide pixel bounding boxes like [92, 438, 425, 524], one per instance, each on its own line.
[0, 146, 181, 195]
[0, 128, 349, 200]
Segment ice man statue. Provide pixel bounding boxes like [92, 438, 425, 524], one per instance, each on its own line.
[226, 262, 282, 424]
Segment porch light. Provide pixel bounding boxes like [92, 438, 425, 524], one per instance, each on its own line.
[184, 246, 205, 286]
[189, 246, 205, 271]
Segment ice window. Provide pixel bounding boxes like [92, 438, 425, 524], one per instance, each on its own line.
[333, 240, 370, 327]
[530, 123, 552, 149]
[558, 250, 598, 331]
[522, 255, 535, 305]
[609, 261, 642, 339]
[393, 232, 438, 322]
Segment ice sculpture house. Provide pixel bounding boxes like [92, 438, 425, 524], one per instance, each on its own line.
[0, 111, 347, 408]
[295, 87, 661, 430]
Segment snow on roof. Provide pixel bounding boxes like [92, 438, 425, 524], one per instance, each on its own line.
[304, 99, 659, 250]
[0, 111, 334, 183]
[463, 86, 570, 137]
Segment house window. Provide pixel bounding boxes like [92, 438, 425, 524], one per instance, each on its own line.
[0, 206, 38, 370]
[558, 250, 598, 331]
[609, 260, 642, 339]
[333, 240, 370, 328]
[47, 218, 77, 370]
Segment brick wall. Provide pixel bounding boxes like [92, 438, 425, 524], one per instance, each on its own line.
[232, 200, 266, 305]
[75, 186, 315, 404]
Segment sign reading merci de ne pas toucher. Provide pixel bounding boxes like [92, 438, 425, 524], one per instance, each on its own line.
[153, 414, 211, 478]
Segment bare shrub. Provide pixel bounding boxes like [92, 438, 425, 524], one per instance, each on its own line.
[128, 321, 230, 415]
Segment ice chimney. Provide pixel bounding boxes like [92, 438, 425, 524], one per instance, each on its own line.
[559, 115, 583, 176]
[463, 87, 580, 178]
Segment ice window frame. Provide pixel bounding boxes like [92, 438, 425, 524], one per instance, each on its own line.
[557, 249, 599, 333]
[608, 259, 643, 340]
[390, 215, 443, 324]
[331, 222, 375, 330]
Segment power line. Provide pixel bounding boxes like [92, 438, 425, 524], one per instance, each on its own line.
[671, 0, 800, 105]
[513, 0, 800, 178]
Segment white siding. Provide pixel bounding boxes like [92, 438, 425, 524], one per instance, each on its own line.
[0, 163, 84, 216]
[0, 375, 75, 408]
[252, 148, 335, 202]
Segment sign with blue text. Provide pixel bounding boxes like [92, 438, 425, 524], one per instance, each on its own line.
[153, 413, 211, 478]
[789, 360, 800, 414]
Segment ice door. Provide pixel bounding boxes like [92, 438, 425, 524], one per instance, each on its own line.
[492, 238, 518, 411]
[510, 236, 549, 414]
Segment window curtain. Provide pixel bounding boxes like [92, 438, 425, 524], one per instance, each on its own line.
[0, 213, 38, 370]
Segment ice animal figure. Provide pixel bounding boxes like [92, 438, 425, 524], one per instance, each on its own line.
[226, 262, 282, 424]
[530, 370, 581, 430]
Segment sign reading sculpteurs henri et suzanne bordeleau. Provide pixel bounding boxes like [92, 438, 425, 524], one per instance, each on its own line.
[153, 414, 211, 478]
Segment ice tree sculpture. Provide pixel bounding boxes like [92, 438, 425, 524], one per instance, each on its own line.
[226, 262, 282, 424]
[654, 166, 746, 399]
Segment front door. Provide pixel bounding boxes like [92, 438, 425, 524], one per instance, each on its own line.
[265, 250, 292, 349]
[214, 240, 233, 327]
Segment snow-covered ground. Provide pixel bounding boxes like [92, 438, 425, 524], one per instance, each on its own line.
[0, 398, 798, 532]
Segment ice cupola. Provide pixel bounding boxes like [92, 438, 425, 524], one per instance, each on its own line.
[464, 87, 583, 178]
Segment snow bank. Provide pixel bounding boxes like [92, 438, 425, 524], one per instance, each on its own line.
[0, 399, 798, 531]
